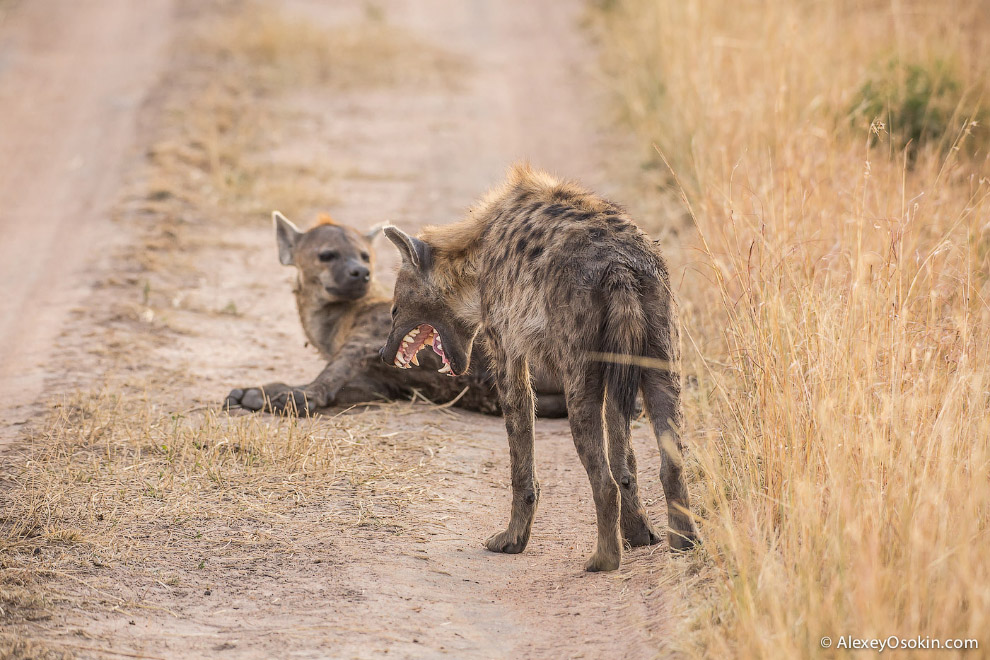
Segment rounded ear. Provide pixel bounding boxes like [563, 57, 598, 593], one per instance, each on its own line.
[384, 225, 431, 270]
[273, 211, 303, 266]
[364, 222, 386, 242]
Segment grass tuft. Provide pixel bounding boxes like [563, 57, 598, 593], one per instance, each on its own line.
[851, 57, 988, 159]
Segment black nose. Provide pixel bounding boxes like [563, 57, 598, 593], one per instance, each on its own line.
[348, 265, 370, 282]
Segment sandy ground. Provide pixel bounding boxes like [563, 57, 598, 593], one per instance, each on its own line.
[1, 1, 690, 657]
[0, 0, 173, 440]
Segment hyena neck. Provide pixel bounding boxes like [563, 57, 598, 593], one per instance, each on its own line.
[433, 246, 483, 330]
[294, 279, 388, 357]
[422, 216, 487, 330]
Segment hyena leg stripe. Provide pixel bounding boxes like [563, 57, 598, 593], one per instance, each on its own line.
[485, 352, 538, 555]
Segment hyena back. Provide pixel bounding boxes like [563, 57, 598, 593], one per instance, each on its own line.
[382, 164, 699, 572]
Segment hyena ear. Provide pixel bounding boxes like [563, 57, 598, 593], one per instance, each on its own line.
[273, 211, 303, 266]
[364, 222, 386, 243]
[384, 225, 431, 270]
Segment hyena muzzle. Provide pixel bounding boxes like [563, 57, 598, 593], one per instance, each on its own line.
[380, 164, 700, 572]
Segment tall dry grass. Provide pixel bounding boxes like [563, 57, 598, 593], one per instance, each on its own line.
[594, 0, 990, 656]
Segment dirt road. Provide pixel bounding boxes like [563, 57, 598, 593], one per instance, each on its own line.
[2, 1, 691, 657]
[0, 0, 173, 440]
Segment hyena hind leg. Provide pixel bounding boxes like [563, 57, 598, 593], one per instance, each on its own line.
[641, 368, 700, 550]
[566, 369, 622, 572]
[605, 394, 661, 548]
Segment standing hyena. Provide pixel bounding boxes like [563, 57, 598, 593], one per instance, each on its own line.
[381, 164, 699, 572]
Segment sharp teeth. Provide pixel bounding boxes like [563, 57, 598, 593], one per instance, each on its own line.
[411, 353, 420, 366]
[426, 332, 435, 346]
[393, 357, 402, 367]
[438, 363, 451, 374]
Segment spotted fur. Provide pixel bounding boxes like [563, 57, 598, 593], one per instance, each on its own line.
[383, 164, 699, 571]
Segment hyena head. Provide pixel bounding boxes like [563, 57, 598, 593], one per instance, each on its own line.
[273, 211, 380, 303]
[380, 226, 477, 377]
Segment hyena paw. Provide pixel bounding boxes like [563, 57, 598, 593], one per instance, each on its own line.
[484, 529, 529, 554]
[622, 513, 662, 548]
[225, 384, 322, 415]
[267, 387, 321, 415]
[584, 549, 621, 572]
[225, 387, 268, 412]
[224, 388, 246, 410]
[668, 521, 701, 552]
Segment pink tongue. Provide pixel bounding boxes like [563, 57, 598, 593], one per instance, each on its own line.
[432, 338, 450, 365]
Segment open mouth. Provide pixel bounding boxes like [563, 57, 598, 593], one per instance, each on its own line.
[392, 324, 455, 376]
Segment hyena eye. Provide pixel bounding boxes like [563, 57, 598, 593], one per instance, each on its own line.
[360, 252, 370, 263]
[318, 250, 338, 262]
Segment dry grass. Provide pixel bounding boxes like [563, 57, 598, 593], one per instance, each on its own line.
[0, 636, 69, 660]
[2, 389, 442, 553]
[593, 0, 990, 656]
[0, 389, 448, 656]
[207, 4, 465, 92]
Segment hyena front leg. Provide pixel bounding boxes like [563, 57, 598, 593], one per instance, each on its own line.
[605, 395, 661, 548]
[566, 368, 622, 572]
[485, 348, 539, 555]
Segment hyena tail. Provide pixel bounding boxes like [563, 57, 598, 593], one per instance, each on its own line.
[600, 272, 648, 420]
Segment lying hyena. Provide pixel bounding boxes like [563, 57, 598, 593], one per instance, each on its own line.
[225, 211, 567, 417]
[381, 164, 699, 571]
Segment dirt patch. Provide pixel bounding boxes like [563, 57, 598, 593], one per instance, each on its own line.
[1, 1, 701, 657]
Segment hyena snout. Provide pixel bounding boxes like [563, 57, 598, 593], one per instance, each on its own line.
[327, 260, 372, 300]
[346, 261, 370, 282]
